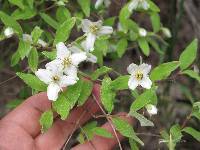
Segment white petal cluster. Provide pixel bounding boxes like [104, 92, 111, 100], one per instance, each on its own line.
[81, 19, 113, 52]
[128, 0, 149, 12]
[4, 27, 14, 38]
[139, 28, 147, 37]
[127, 63, 152, 90]
[23, 34, 47, 47]
[146, 104, 158, 116]
[35, 42, 87, 101]
[95, 0, 111, 9]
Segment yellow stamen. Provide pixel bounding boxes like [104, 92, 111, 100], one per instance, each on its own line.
[135, 71, 143, 81]
[62, 57, 72, 67]
[53, 75, 59, 81]
[90, 25, 99, 33]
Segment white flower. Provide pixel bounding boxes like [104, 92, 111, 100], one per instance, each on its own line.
[139, 28, 147, 37]
[35, 64, 77, 101]
[127, 63, 152, 90]
[146, 104, 158, 115]
[46, 42, 87, 78]
[161, 27, 171, 38]
[4, 27, 14, 38]
[22, 34, 47, 47]
[81, 19, 113, 51]
[68, 43, 97, 63]
[95, 0, 111, 9]
[128, 0, 149, 12]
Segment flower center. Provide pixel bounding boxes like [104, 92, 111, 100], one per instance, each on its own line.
[53, 75, 60, 82]
[62, 57, 72, 67]
[90, 25, 99, 34]
[135, 71, 143, 81]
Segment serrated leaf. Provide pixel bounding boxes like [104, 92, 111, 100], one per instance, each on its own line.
[92, 127, 113, 138]
[179, 39, 198, 70]
[138, 38, 150, 56]
[0, 11, 22, 35]
[31, 26, 43, 44]
[8, 0, 24, 9]
[40, 110, 53, 133]
[130, 89, 157, 112]
[42, 51, 56, 60]
[17, 40, 32, 59]
[28, 48, 38, 72]
[91, 66, 112, 80]
[129, 111, 154, 127]
[112, 117, 144, 145]
[77, 0, 91, 17]
[182, 127, 200, 142]
[16, 72, 47, 91]
[52, 80, 83, 120]
[54, 17, 76, 45]
[40, 13, 59, 29]
[78, 80, 93, 106]
[182, 70, 200, 84]
[111, 75, 129, 90]
[150, 61, 180, 81]
[116, 38, 128, 57]
[101, 77, 116, 113]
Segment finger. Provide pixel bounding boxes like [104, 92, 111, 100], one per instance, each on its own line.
[34, 84, 101, 150]
[72, 112, 134, 150]
[0, 92, 51, 137]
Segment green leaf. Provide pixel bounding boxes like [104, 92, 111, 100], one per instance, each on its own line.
[116, 38, 128, 57]
[182, 127, 200, 142]
[40, 13, 59, 30]
[119, 4, 131, 32]
[129, 138, 139, 150]
[150, 12, 160, 32]
[16, 72, 47, 91]
[104, 17, 116, 26]
[147, 0, 160, 12]
[52, 80, 83, 120]
[112, 117, 144, 145]
[6, 99, 23, 109]
[42, 51, 56, 60]
[25, 0, 34, 9]
[31, 26, 43, 44]
[170, 124, 182, 143]
[11, 51, 21, 66]
[12, 7, 36, 20]
[179, 39, 198, 70]
[147, 37, 164, 55]
[138, 38, 150, 56]
[91, 66, 112, 80]
[150, 61, 180, 81]
[129, 111, 154, 127]
[56, 7, 71, 23]
[17, 40, 32, 59]
[28, 48, 38, 72]
[78, 80, 93, 106]
[182, 70, 200, 84]
[111, 75, 129, 90]
[77, 0, 91, 17]
[92, 127, 113, 138]
[0, 11, 22, 35]
[54, 17, 76, 45]
[39, 110, 53, 133]
[130, 89, 157, 112]
[8, 0, 24, 9]
[101, 77, 116, 114]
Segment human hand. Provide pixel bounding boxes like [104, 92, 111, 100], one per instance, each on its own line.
[0, 84, 134, 150]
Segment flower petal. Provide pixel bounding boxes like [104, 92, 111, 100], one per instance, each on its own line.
[81, 19, 93, 33]
[47, 83, 61, 101]
[86, 33, 96, 51]
[38, 39, 47, 47]
[127, 63, 138, 74]
[95, 0, 104, 9]
[128, 76, 139, 90]
[68, 46, 82, 53]
[87, 53, 97, 63]
[128, 0, 139, 12]
[71, 52, 87, 66]
[56, 42, 70, 59]
[45, 59, 63, 74]
[59, 75, 77, 87]
[98, 26, 113, 36]
[22, 34, 32, 43]
[139, 63, 151, 74]
[63, 65, 78, 78]
[35, 69, 52, 84]
[139, 76, 152, 89]
[142, 1, 149, 10]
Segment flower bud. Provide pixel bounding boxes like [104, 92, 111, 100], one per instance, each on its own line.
[161, 27, 171, 38]
[4, 27, 14, 38]
[146, 104, 157, 115]
[139, 28, 147, 37]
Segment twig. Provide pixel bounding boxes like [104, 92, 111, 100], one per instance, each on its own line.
[181, 112, 192, 129]
[92, 94, 123, 150]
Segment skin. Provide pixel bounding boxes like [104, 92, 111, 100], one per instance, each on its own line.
[0, 84, 134, 150]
